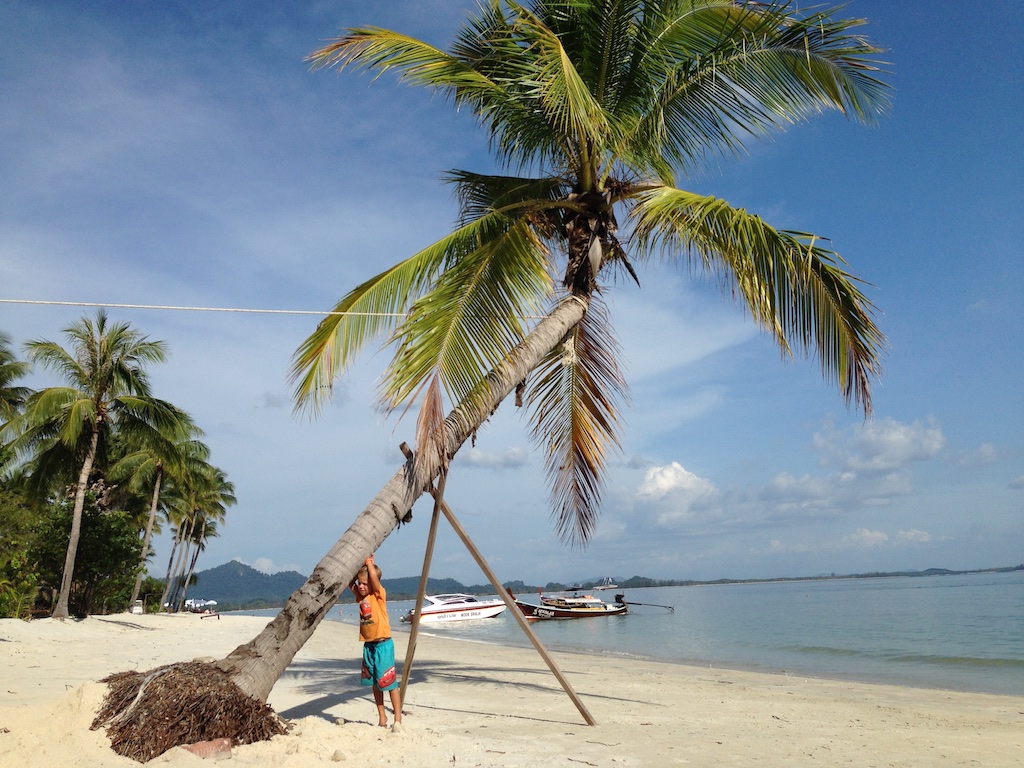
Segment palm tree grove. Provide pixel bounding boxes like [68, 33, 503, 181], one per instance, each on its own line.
[1, 1, 891, 758]
[0, 312, 235, 620]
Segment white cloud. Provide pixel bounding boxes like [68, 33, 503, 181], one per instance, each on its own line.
[460, 446, 530, 470]
[895, 529, 932, 544]
[958, 443, 997, 466]
[814, 417, 945, 473]
[843, 528, 889, 547]
[247, 557, 302, 575]
[1008, 476, 1024, 490]
[636, 462, 718, 526]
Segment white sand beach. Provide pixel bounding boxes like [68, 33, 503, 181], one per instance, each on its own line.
[0, 612, 1020, 766]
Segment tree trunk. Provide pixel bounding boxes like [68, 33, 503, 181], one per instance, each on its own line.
[216, 295, 589, 702]
[163, 519, 193, 611]
[157, 526, 180, 611]
[177, 519, 206, 611]
[52, 426, 100, 619]
[129, 467, 163, 606]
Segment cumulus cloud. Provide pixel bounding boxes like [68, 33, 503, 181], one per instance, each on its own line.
[248, 557, 302, 574]
[814, 417, 945, 473]
[766, 526, 934, 556]
[895, 529, 932, 543]
[460, 446, 530, 470]
[844, 528, 890, 547]
[1009, 475, 1024, 490]
[958, 442, 997, 466]
[636, 461, 718, 526]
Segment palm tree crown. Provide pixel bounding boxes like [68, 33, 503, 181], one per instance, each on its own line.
[294, 0, 890, 546]
[0, 331, 32, 424]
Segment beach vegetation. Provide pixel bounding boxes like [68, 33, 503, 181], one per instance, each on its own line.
[109, 422, 206, 608]
[157, 452, 235, 612]
[0, 311, 196, 618]
[28, 488, 145, 616]
[0, 330, 32, 424]
[92, 0, 891, 756]
[0, 486, 40, 618]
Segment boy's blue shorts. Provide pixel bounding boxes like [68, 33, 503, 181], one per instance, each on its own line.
[361, 637, 398, 691]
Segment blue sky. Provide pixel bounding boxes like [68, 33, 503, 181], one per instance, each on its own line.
[2, 1, 1021, 585]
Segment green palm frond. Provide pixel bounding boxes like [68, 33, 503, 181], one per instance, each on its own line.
[308, 21, 547, 166]
[510, 3, 612, 162]
[620, 2, 890, 176]
[526, 296, 627, 546]
[291, 210, 533, 414]
[382, 217, 553, 412]
[631, 185, 883, 413]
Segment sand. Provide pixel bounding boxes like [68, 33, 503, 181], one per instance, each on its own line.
[0, 613, 1020, 767]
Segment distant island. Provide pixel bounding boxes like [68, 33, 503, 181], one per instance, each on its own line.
[172, 560, 1023, 612]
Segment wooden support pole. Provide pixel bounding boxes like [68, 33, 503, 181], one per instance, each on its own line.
[399, 443, 597, 726]
[398, 478, 444, 707]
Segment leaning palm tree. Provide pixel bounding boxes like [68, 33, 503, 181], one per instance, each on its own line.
[101, 1, 891, 755]
[2, 311, 187, 619]
[225, 0, 887, 695]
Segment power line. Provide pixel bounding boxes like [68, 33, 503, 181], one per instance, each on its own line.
[0, 298, 399, 317]
[0, 297, 548, 320]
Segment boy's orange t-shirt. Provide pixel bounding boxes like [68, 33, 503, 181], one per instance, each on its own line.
[357, 586, 392, 642]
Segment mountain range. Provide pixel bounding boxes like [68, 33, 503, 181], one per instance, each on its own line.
[183, 559, 1022, 612]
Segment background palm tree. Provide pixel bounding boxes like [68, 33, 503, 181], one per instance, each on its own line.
[0, 331, 32, 424]
[1, 311, 187, 618]
[159, 453, 234, 612]
[110, 425, 202, 607]
[211, 0, 889, 707]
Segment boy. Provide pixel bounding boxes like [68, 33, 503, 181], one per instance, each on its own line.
[350, 554, 403, 730]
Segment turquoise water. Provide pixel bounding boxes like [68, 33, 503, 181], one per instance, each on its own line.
[241, 570, 1024, 696]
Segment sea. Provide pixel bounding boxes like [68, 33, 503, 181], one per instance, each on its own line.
[235, 569, 1024, 697]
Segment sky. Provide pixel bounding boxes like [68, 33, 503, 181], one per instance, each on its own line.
[2, 1, 1021, 586]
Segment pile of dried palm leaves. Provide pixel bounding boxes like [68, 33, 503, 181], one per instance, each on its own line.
[91, 661, 287, 762]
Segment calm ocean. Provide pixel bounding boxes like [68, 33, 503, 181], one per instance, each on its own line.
[241, 569, 1024, 697]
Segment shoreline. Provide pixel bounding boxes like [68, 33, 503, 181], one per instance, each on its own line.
[309, 609, 1024, 699]
[1, 613, 1021, 766]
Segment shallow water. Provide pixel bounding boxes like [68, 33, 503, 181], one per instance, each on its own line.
[239, 570, 1024, 696]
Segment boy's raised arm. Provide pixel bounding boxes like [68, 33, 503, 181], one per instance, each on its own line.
[365, 555, 382, 593]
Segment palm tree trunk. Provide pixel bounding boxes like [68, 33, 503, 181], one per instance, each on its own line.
[157, 527, 180, 611]
[216, 295, 588, 702]
[177, 519, 206, 611]
[162, 520, 192, 611]
[129, 467, 163, 606]
[168, 517, 195, 611]
[52, 426, 100, 619]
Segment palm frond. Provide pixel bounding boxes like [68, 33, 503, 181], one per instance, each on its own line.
[444, 170, 569, 230]
[526, 296, 627, 546]
[290, 211, 527, 414]
[619, 2, 890, 176]
[511, 4, 612, 163]
[381, 218, 553, 412]
[631, 185, 884, 414]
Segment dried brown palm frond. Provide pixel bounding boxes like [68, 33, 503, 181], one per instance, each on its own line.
[91, 661, 287, 763]
[526, 297, 627, 546]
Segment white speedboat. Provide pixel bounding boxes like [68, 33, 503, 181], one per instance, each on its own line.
[400, 593, 507, 624]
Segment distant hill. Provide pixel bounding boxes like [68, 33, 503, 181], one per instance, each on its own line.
[185, 560, 1023, 611]
[187, 560, 307, 610]
[185, 561, 509, 610]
